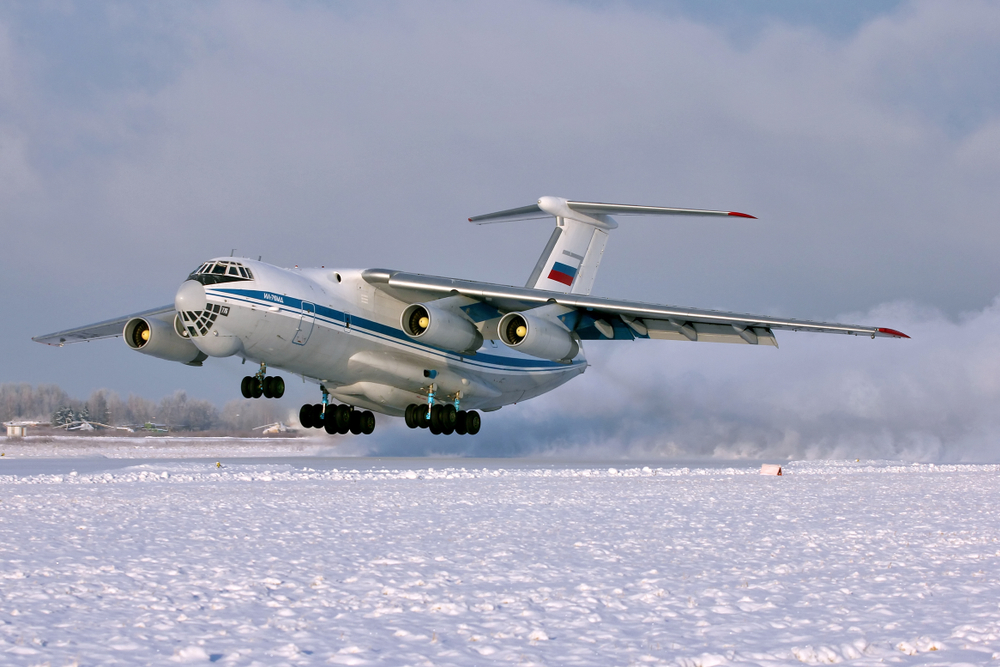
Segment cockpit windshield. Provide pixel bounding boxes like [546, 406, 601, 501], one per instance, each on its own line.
[188, 260, 254, 285]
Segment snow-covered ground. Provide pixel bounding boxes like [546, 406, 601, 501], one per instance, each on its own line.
[1, 443, 998, 665]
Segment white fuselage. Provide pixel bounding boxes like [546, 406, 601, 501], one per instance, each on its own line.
[187, 260, 587, 415]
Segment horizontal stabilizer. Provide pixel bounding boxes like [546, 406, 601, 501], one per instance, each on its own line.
[470, 196, 756, 225]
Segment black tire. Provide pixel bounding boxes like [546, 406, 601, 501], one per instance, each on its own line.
[455, 410, 468, 435]
[417, 406, 430, 429]
[251, 377, 263, 399]
[324, 405, 338, 434]
[335, 405, 352, 434]
[360, 411, 375, 435]
[442, 422, 454, 435]
[299, 404, 313, 429]
[262, 376, 274, 399]
[429, 421, 441, 435]
[441, 404, 457, 429]
[349, 410, 363, 435]
[240, 376, 253, 399]
[466, 410, 481, 435]
[430, 404, 443, 430]
[272, 376, 285, 399]
[404, 404, 418, 429]
[312, 404, 325, 428]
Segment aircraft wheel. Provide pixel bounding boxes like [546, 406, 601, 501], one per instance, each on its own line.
[312, 404, 325, 428]
[349, 410, 363, 435]
[272, 376, 285, 399]
[335, 405, 352, 434]
[360, 411, 376, 435]
[251, 377, 263, 399]
[299, 404, 314, 429]
[404, 404, 418, 429]
[430, 404, 443, 430]
[454, 410, 468, 435]
[465, 410, 481, 435]
[240, 376, 253, 399]
[429, 420, 441, 435]
[324, 405, 338, 434]
[418, 406, 430, 429]
[441, 404, 457, 429]
[262, 376, 274, 399]
[441, 421, 454, 435]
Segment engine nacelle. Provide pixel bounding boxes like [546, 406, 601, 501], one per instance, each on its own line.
[401, 303, 483, 354]
[124, 315, 208, 366]
[498, 310, 579, 362]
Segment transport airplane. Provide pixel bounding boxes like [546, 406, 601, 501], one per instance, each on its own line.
[34, 196, 908, 437]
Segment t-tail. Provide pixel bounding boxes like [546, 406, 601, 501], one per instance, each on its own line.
[469, 196, 756, 295]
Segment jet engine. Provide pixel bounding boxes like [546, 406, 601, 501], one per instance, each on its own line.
[401, 303, 483, 354]
[498, 310, 579, 362]
[124, 315, 208, 366]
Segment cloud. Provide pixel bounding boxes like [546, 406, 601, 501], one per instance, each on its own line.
[362, 296, 1000, 462]
[3, 1, 1000, 454]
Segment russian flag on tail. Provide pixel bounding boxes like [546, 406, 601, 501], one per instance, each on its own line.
[548, 261, 578, 286]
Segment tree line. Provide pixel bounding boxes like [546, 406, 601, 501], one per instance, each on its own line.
[0, 383, 285, 432]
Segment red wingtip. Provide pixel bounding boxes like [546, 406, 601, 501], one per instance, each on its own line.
[877, 327, 910, 339]
[728, 211, 757, 219]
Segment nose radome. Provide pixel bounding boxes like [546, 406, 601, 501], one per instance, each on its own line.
[175, 280, 207, 313]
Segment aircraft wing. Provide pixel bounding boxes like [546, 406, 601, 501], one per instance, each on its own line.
[32, 305, 175, 346]
[362, 270, 908, 345]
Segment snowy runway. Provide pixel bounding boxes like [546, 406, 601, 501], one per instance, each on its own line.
[1, 455, 998, 665]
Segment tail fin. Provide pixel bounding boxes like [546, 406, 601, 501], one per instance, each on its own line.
[469, 196, 755, 296]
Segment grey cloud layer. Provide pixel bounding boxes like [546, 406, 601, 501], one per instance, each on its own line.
[360, 298, 1000, 462]
[2, 1, 998, 459]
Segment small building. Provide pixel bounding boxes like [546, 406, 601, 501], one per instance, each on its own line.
[6, 424, 27, 438]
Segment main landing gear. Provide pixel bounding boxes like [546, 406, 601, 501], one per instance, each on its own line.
[404, 404, 481, 436]
[299, 386, 376, 436]
[241, 363, 284, 399]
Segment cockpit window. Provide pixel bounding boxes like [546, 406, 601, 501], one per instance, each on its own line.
[187, 260, 254, 285]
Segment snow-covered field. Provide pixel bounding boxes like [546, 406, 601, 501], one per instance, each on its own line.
[1, 441, 998, 665]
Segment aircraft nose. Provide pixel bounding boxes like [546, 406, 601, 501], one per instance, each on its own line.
[175, 280, 207, 313]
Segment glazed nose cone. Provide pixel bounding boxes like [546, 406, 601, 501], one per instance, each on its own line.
[175, 280, 207, 313]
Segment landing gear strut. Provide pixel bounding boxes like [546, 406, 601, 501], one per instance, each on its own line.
[299, 385, 375, 436]
[241, 362, 284, 399]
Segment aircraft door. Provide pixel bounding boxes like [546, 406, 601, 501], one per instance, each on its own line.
[293, 302, 316, 345]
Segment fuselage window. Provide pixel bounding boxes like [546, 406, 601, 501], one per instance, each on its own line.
[212, 264, 227, 275]
[228, 265, 241, 276]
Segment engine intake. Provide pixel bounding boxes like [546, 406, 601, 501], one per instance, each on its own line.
[124, 316, 208, 366]
[498, 310, 579, 362]
[401, 303, 483, 354]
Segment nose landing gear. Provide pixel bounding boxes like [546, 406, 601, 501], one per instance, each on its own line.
[241, 363, 284, 399]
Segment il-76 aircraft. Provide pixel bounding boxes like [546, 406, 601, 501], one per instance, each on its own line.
[35, 197, 908, 437]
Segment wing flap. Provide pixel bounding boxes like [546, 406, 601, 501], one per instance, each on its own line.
[33, 305, 175, 346]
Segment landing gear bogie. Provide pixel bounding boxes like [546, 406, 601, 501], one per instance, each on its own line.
[241, 374, 283, 399]
[299, 399, 377, 437]
[404, 403, 480, 436]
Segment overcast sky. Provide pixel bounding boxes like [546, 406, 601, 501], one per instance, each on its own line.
[3, 1, 999, 460]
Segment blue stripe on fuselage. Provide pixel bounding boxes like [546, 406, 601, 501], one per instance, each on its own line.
[208, 287, 579, 372]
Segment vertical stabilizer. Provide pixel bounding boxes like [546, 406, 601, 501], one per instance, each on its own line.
[524, 216, 611, 295]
